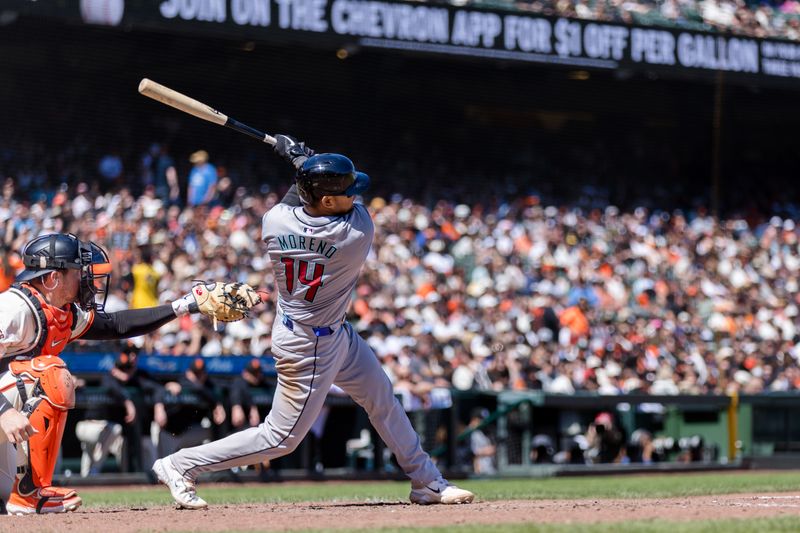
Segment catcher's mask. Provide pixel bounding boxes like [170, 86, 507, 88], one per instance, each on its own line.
[17, 233, 112, 312]
[295, 153, 370, 205]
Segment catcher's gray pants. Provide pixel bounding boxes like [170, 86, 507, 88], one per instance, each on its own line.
[169, 321, 441, 486]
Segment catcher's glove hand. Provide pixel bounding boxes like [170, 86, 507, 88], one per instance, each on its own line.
[191, 282, 262, 325]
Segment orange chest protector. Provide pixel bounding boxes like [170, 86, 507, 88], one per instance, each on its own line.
[12, 283, 75, 358]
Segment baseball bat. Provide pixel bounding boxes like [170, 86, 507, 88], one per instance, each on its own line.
[138, 78, 276, 146]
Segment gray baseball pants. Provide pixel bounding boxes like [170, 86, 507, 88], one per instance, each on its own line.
[168, 321, 441, 486]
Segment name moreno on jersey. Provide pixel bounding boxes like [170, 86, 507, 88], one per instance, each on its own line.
[263, 202, 373, 327]
[275, 234, 339, 259]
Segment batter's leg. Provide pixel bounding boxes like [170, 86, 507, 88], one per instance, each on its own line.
[166, 331, 346, 481]
[334, 324, 441, 487]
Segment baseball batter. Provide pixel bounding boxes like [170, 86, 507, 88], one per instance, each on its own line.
[0, 233, 258, 515]
[154, 136, 474, 507]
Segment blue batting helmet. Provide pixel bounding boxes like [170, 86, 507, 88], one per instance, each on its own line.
[295, 153, 370, 205]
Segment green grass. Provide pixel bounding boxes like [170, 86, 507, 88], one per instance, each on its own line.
[78, 471, 800, 508]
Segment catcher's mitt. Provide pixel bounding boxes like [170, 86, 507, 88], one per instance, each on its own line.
[191, 282, 262, 324]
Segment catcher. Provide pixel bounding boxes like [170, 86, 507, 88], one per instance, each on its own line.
[0, 233, 259, 515]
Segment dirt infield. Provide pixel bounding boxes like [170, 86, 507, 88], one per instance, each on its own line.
[4, 492, 800, 532]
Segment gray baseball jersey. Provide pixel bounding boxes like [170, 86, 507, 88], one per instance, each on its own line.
[168, 200, 441, 488]
[265, 202, 373, 327]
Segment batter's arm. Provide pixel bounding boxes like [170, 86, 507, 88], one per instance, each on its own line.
[273, 134, 314, 169]
[280, 184, 302, 207]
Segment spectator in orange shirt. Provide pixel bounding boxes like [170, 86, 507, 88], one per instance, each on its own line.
[560, 297, 590, 341]
[0, 247, 22, 292]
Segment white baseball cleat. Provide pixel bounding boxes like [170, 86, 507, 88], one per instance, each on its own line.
[152, 458, 208, 510]
[410, 477, 475, 505]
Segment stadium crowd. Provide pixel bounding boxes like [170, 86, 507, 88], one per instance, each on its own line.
[2, 143, 799, 405]
[467, 0, 800, 41]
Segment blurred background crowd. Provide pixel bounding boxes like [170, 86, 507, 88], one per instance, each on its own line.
[2, 138, 799, 406]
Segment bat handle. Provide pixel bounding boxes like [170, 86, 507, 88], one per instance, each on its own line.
[224, 117, 276, 146]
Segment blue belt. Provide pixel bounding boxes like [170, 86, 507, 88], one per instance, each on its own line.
[280, 314, 336, 337]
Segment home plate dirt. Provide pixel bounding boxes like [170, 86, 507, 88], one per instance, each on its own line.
[4, 493, 800, 532]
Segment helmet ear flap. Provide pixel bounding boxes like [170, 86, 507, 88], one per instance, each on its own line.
[296, 179, 318, 205]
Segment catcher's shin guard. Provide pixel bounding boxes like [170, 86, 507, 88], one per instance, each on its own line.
[17, 398, 69, 494]
[7, 357, 74, 495]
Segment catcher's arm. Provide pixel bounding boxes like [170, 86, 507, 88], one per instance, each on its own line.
[84, 282, 263, 340]
[280, 184, 302, 207]
[81, 305, 180, 340]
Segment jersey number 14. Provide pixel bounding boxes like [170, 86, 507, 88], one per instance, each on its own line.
[280, 257, 324, 302]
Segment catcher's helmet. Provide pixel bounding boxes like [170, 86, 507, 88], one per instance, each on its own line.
[295, 153, 370, 205]
[17, 233, 112, 311]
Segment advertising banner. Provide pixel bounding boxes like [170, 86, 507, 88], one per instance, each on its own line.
[16, 1, 800, 82]
[61, 352, 277, 376]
